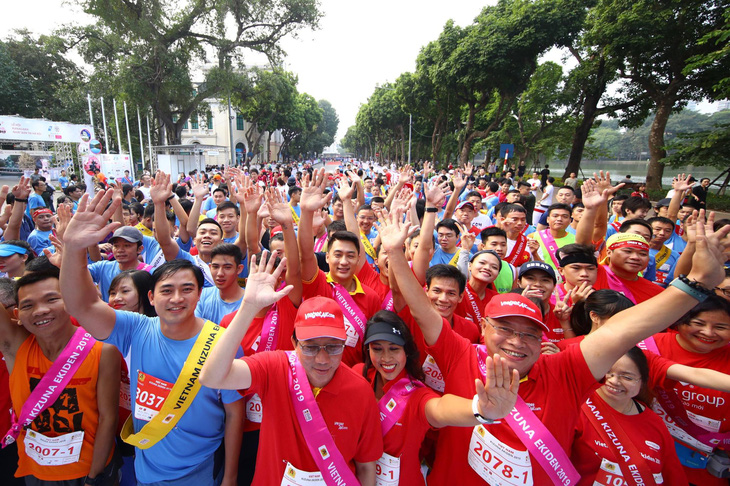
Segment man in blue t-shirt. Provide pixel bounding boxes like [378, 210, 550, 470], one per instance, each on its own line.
[88, 226, 152, 301]
[27, 208, 54, 256]
[59, 197, 245, 485]
[26, 179, 47, 219]
[195, 243, 245, 324]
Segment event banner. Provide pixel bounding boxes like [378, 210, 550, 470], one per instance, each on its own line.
[0, 116, 94, 144]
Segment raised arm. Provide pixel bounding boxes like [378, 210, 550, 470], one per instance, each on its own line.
[575, 173, 623, 247]
[384, 166, 411, 210]
[338, 176, 366, 271]
[298, 169, 332, 282]
[59, 190, 122, 339]
[265, 188, 303, 305]
[199, 253, 293, 390]
[151, 171, 180, 261]
[580, 211, 730, 380]
[668, 173, 693, 223]
[169, 196, 191, 244]
[4, 177, 31, 241]
[442, 169, 467, 221]
[412, 179, 443, 285]
[674, 210, 697, 277]
[186, 175, 208, 238]
[381, 209, 444, 346]
[240, 175, 263, 254]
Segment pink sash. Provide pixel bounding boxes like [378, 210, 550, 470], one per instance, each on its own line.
[2, 328, 96, 447]
[639, 339, 730, 448]
[475, 346, 581, 485]
[379, 378, 423, 436]
[381, 291, 394, 312]
[136, 262, 153, 272]
[602, 266, 637, 304]
[286, 352, 359, 485]
[330, 282, 367, 345]
[505, 233, 528, 265]
[313, 231, 328, 253]
[258, 304, 280, 353]
[538, 229, 561, 270]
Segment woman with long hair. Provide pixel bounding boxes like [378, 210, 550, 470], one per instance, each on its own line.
[108, 270, 156, 317]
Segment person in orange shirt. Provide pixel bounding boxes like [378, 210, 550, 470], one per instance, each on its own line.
[0, 268, 120, 485]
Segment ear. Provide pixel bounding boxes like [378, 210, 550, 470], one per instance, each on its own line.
[137, 245, 144, 256]
[147, 290, 155, 308]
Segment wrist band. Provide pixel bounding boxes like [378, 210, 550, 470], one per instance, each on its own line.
[14, 198, 28, 203]
[669, 275, 711, 302]
[425, 207, 438, 213]
[166, 195, 175, 202]
[472, 394, 497, 425]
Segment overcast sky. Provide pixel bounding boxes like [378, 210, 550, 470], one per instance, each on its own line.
[2, 0, 718, 144]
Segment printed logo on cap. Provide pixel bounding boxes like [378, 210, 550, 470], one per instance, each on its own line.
[499, 300, 538, 314]
[304, 311, 335, 320]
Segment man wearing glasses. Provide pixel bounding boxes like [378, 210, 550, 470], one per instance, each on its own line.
[201, 255, 384, 486]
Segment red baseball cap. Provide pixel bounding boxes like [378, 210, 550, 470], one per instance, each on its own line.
[295, 297, 347, 341]
[484, 294, 548, 332]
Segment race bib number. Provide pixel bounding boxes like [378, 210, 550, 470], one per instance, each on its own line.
[25, 429, 84, 466]
[246, 394, 263, 423]
[651, 401, 713, 453]
[134, 371, 172, 421]
[281, 462, 326, 485]
[422, 354, 445, 393]
[120, 379, 132, 411]
[343, 318, 360, 348]
[468, 425, 533, 486]
[375, 452, 400, 486]
[594, 458, 627, 486]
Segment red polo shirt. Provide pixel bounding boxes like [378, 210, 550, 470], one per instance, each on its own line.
[593, 264, 664, 303]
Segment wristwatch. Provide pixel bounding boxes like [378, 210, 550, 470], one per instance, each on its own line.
[85, 476, 103, 486]
[425, 207, 438, 213]
[472, 395, 497, 425]
[670, 275, 714, 302]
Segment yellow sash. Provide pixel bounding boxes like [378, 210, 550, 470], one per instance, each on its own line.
[655, 245, 672, 269]
[360, 233, 377, 261]
[448, 249, 461, 267]
[290, 206, 300, 225]
[121, 320, 223, 449]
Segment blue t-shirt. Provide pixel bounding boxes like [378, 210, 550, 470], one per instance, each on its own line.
[58, 176, 69, 189]
[175, 248, 214, 287]
[103, 310, 242, 483]
[27, 229, 53, 255]
[362, 228, 378, 266]
[649, 246, 680, 287]
[665, 231, 687, 253]
[26, 192, 46, 219]
[194, 287, 243, 324]
[430, 246, 461, 266]
[88, 260, 152, 302]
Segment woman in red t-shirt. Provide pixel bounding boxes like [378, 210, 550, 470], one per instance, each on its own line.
[454, 250, 500, 325]
[571, 347, 687, 485]
[356, 310, 519, 486]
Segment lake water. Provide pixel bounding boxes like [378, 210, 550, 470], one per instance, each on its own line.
[538, 160, 726, 187]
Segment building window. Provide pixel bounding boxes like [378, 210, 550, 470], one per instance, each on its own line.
[191, 115, 198, 130]
[236, 114, 244, 131]
[207, 112, 213, 130]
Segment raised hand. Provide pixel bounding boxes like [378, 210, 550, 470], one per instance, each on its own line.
[424, 179, 447, 207]
[62, 189, 122, 250]
[0, 185, 9, 205]
[422, 161, 433, 178]
[241, 177, 263, 215]
[55, 203, 73, 240]
[337, 176, 356, 200]
[452, 169, 467, 190]
[553, 292, 573, 322]
[150, 171, 173, 204]
[686, 210, 730, 289]
[390, 187, 413, 215]
[241, 251, 293, 311]
[460, 226, 476, 251]
[527, 238, 540, 257]
[265, 187, 293, 225]
[43, 235, 64, 268]
[580, 177, 610, 211]
[190, 174, 209, 200]
[593, 171, 624, 198]
[11, 176, 31, 200]
[463, 162, 474, 177]
[474, 354, 520, 421]
[346, 170, 362, 186]
[672, 173, 695, 193]
[569, 280, 594, 304]
[300, 168, 331, 212]
[378, 207, 416, 253]
[541, 342, 560, 355]
[684, 210, 698, 244]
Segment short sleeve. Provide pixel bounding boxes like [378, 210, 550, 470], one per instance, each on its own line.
[102, 309, 152, 356]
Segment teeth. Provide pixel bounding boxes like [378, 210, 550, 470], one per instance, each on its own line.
[35, 319, 51, 326]
[502, 349, 526, 358]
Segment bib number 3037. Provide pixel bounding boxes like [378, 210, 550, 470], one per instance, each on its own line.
[25, 429, 84, 466]
[468, 425, 533, 486]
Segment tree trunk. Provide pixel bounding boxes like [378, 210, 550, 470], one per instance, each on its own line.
[646, 98, 673, 191]
[717, 169, 730, 196]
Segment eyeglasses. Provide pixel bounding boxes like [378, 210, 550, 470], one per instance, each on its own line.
[488, 322, 541, 345]
[605, 372, 640, 383]
[298, 343, 346, 356]
[715, 287, 730, 298]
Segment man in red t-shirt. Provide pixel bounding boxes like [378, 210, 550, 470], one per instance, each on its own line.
[593, 233, 663, 303]
[379, 207, 729, 486]
[200, 263, 383, 485]
[298, 169, 381, 366]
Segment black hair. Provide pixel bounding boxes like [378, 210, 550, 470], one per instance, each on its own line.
[288, 186, 302, 197]
[499, 203, 526, 218]
[362, 310, 424, 382]
[327, 230, 361, 254]
[143, 204, 155, 219]
[135, 190, 145, 202]
[557, 243, 597, 266]
[479, 226, 507, 243]
[672, 295, 730, 330]
[198, 217, 223, 234]
[646, 216, 674, 228]
[179, 199, 193, 214]
[1, 240, 35, 262]
[327, 219, 347, 234]
[426, 264, 466, 294]
[571, 202, 584, 213]
[371, 196, 385, 205]
[435, 218, 460, 237]
[622, 346, 652, 405]
[216, 201, 240, 216]
[0, 277, 16, 307]
[31, 179, 45, 189]
[174, 185, 188, 199]
[487, 182, 499, 193]
[123, 184, 134, 197]
[570, 289, 633, 336]
[618, 218, 653, 239]
[109, 270, 157, 317]
[151, 260, 204, 292]
[621, 196, 652, 217]
[356, 204, 374, 214]
[546, 203, 572, 218]
[557, 185, 576, 194]
[211, 243, 243, 266]
[252, 251, 282, 270]
[466, 190, 483, 200]
[14, 267, 60, 303]
[213, 187, 227, 196]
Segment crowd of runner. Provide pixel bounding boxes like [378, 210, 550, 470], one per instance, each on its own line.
[0, 160, 729, 486]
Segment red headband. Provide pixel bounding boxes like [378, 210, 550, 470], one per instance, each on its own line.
[32, 208, 53, 219]
[608, 239, 649, 252]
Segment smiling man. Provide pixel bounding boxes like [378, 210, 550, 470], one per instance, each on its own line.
[381, 203, 730, 486]
[58, 189, 244, 485]
[200, 262, 383, 485]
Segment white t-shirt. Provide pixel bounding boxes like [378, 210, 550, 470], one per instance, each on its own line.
[540, 184, 554, 207]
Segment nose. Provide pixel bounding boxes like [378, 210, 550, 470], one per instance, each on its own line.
[314, 347, 331, 364]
